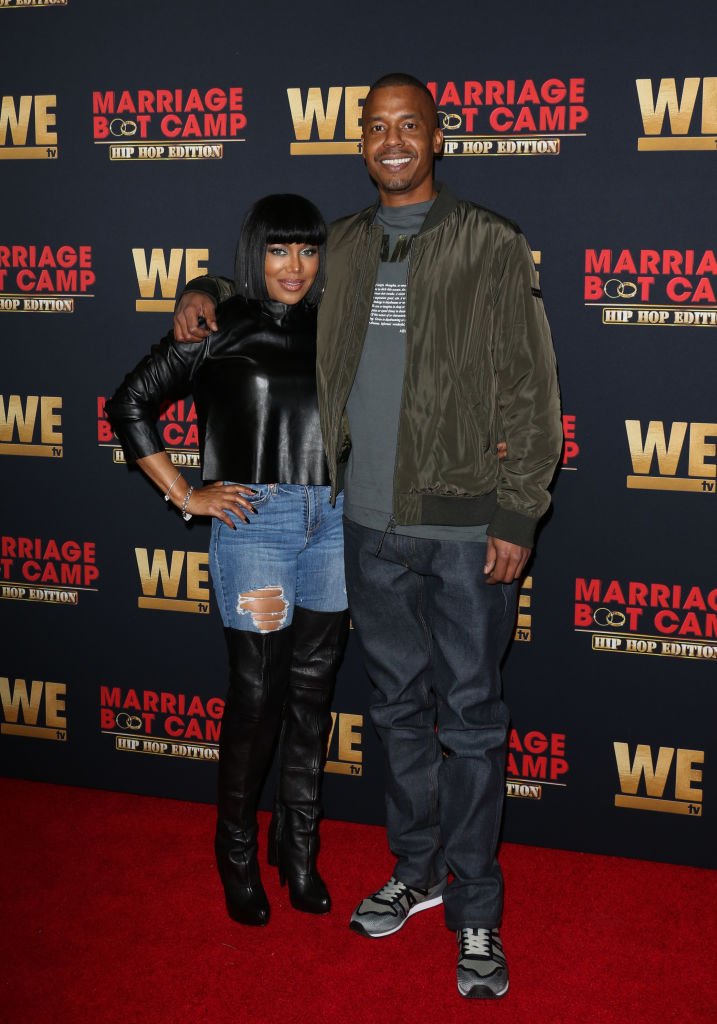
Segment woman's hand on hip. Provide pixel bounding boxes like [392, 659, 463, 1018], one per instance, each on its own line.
[185, 483, 257, 527]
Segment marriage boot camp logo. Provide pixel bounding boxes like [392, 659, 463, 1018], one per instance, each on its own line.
[0, 535, 99, 605]
[100, 684, 363, 774]
[98, 396, 200, 469]
[92, 87, 247, 161]
[0, 245, 95, 313]
[584, 248, 717, 328]
[505, 728, 569, 802]
[575, 576, 717, 662]
[287, 77, 589, 157]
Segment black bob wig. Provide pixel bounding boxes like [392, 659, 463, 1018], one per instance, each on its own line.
[234, 193, 327, 306]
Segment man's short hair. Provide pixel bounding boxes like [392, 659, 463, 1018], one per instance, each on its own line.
[368, 73, 439, 127]
[235, 193, 327, 306]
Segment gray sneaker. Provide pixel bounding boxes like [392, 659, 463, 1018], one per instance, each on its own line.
[349, 875, 445, 938]
[456, 927, 509, 999]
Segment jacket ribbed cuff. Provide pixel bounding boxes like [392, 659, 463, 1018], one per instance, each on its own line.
[487, 507, 539, 548]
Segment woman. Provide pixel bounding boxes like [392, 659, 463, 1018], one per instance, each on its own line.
[107, 194, 349, 927]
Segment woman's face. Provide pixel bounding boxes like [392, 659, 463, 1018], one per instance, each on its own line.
[264, 242, 320, 304]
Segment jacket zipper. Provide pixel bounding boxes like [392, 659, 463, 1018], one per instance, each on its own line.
[375, 513, 396, 557]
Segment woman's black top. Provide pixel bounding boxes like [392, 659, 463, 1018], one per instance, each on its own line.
[107, 295, 330, 486]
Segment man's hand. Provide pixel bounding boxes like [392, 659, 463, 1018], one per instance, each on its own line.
[484, 537, 531, 584]
[174, 291, 218, 342]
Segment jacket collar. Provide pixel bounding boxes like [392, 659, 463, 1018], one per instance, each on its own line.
[246, 297, 316, 329]
[357, 180, 459, 233]
[419, 182, 459, 234]
[231, 299, 315, 329]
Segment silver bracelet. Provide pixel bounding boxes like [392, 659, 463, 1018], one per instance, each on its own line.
[181, 485, 194, 521]
[164, 472, 182, 502]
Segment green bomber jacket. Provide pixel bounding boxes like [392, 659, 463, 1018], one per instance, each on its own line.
[316, 183, 562, 547]
[182, 183, 562, 547]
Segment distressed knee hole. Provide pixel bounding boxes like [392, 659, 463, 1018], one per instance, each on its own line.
[237, 586, 289, 632]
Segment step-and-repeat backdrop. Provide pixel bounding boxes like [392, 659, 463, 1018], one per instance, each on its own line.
[1, 1, 715, 868]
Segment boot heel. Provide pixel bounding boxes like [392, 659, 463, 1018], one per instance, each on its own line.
[215, 626, 294, 928]
[215, 825, 271, 926]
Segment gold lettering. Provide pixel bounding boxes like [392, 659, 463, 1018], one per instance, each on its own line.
[183, 249, 209, 283]
[135, 548, 185, 598]
[343, 86, 370, 139]
[33, 95, 57, 146]
[287, 87, 342, 141]
[703, 78, 717, 133]
[185, 551, 210, 601]
[0, 677, 42, 725]
[0, 95, 32, 146]
[0, 394, 38, 442]
[337, 713, 363, 763]
[687, 423, 717, 478]
[625, 420, 687, 475]
[614, 742, 673, 798]
[132, 248, 184, 300]
[674, 749, 704, 802]
[636, 78, 700, 135]
[39, 396, 63, 444]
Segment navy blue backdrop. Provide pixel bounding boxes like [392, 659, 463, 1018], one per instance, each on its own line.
[1, 0, 715, 868]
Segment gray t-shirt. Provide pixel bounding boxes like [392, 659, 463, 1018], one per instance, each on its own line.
[344, 200, 489, 542]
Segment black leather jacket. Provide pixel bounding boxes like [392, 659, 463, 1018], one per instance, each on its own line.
[107, 295, 330, 486]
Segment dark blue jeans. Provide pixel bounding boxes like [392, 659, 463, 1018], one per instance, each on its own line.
[343, 519, 518, 930]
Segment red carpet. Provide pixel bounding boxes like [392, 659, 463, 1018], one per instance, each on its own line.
[2, 778, 715, 1024]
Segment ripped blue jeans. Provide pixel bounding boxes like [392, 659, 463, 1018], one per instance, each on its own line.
[210, 483, 346, 633]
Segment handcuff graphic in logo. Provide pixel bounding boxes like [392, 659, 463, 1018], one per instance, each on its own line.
[603, 279, 638, 300]
[115, 712, 143, 730]
[109, 118, 138, 138]
[592, 607, 627, 629]
[439, 111, 462, 131]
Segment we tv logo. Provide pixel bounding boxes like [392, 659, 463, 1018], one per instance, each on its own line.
[135, 548, 210, 614]
[287, 85, 369, 155]
[614, 742, 703, 816]
[0, 676, 67, 741]
[0, 394, 63, 457]
[636, 77, 717, 151]
[132, 248, 209, 312]
[0, 94, 57, 160]
[626, 420, 716, 494]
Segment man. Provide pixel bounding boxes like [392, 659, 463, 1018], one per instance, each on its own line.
[174, 72, 562, 999]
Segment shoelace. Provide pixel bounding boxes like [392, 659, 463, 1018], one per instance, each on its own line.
[459, 928, 492, 957]
[374, 877, 408, 902]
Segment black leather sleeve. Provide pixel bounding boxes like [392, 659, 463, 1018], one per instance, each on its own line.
[106, 332, 206, 463]
[180, 274, 236, 306]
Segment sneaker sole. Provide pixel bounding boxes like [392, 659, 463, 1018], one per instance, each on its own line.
[349, 894, 444, 939]
[457, 979, 509, 1000]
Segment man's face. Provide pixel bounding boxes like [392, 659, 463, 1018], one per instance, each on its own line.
[361, 85, 443, 206]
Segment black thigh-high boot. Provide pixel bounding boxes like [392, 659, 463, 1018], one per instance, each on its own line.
[275, 607, 350, 914]
[215, 624, 293, 926]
